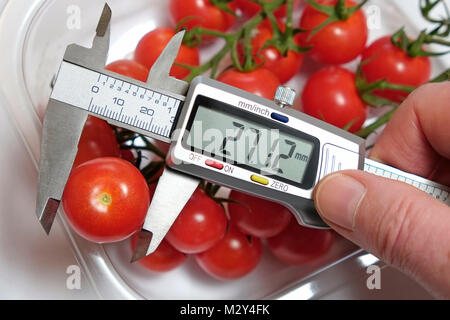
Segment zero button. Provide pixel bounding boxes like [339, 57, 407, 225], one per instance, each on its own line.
[251, 175, 269, 185]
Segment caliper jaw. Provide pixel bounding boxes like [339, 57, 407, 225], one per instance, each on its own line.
[64, 4, 111, 69]
[37, 1, 192, 237]
[36, 4, 112, 234]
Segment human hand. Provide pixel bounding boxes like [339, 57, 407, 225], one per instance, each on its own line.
[313, 82, 450, 299]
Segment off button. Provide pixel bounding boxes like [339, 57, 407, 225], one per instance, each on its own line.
[251, 175, 269, 185]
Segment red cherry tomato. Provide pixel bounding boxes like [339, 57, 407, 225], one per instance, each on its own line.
[169, 0, 237, 40]
[130, 233, 186, 272]
[62, 157, 150, 243]
[217, 68, 280, 100]
[135, 27, 199, 80]
[301, 66, 366, 133]
[73, 116, 120, 169]
[267, 220, 335, 265]
[105, 60, 149, 82]
[240, 21, 304, 83]
[298, 0, 368, 64]
[166, 188, 227, 254]
[360, 36, 431, 102]
[195, 224, 262, 280]
[228, 190, 292, 238]
[236, 0, 302, 19]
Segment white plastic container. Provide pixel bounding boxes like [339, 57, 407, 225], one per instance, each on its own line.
[0, 0, 447, 299]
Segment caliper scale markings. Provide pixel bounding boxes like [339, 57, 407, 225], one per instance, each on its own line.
[364, 158, 450, 205]
[51, 61, 182, 140]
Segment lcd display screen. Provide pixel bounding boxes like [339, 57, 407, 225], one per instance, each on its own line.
[184, 97, 319, 188]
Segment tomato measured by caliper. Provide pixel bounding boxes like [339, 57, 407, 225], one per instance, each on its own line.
[360, 36, 431, 102]
[301, 66, 367, 133]
[73, 116, 120, 169]
[228, 190, 292, 238]
[298, 0, 368, 65]
[135, 27, 199, 80]
[62, 157, 150, 243]
[217, 68, 281, 100]
[130, 233, 186, 272]
[195, 224, 262, 280]
[105, 59, 149, 82]
[267, 220, 335, 265]
[166, 188, 228, 254]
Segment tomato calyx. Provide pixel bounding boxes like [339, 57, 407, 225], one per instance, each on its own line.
[390, 1, 450, 57]
[183, 0, 309, 79]
[258, 1, 311, 58]
[201, 181, 245, 212]
[354, 63, 413, 138]
[355, 62, 415, 108]
[99, 193, 113, 206]
[114, 129, 168, 183]
[420, 0, 450, 38]
[141, 161, 165, 185]
[116, 131, 167, 159]
[210, 0, 238, 17]
[183, 12, 266, 78]
[238, 0, 310, 70]
[391, 27, 450, 58]
[355, 65, 450, 138]
[304, 0, 368, 39]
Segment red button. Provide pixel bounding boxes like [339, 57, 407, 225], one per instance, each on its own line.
[205, 159, 224, 170]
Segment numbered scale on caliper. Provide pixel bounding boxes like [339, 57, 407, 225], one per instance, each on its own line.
[36, 4, 450, 262]
[52, 62, 183, 140]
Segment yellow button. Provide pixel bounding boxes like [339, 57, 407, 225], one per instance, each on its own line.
[251, 175, 269, 185]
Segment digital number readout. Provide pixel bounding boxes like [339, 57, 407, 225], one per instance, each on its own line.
[187, 105, 314, 184]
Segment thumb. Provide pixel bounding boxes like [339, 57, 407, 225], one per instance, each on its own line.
[314, 170, 450, 298]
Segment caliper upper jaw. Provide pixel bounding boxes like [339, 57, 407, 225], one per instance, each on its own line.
[130, 31, 199, 261]
[64, 3, 189, 97]
[63, 3, 111, 69]
[37, 100, 89, 234]
[146, 30, 189, 97]
[36, 4, 112, 234]
[132, 168, 201, 262]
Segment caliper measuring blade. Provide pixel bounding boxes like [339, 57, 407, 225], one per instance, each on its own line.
[36, 101, 88, 234]
[146, 29, 189, 96]
[64, 3, 111, 69]
[36, 4, 112, 234]
[132, 169, 201, 262]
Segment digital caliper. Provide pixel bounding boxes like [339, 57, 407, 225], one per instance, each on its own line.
[36, 4, 450, 261]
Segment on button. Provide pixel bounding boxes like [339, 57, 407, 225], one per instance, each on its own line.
[205, 159, 224, 170]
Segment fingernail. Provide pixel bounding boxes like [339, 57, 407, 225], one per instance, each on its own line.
[314, 174, 366, 230]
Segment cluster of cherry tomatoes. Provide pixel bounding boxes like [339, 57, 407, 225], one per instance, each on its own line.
[61, 0, 445, 280]
[162, 0, 432, 134]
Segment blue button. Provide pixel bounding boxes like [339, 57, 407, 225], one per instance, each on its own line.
[271, 112, 289, 123]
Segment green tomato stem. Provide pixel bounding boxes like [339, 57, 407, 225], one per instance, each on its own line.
[183, 1, 281, 78]
[356, 107, 398, 139]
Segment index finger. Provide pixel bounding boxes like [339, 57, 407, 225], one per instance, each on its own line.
[369, 82, 450, 185]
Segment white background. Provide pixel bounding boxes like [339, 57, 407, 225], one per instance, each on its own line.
[0, 0, 447, 299]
